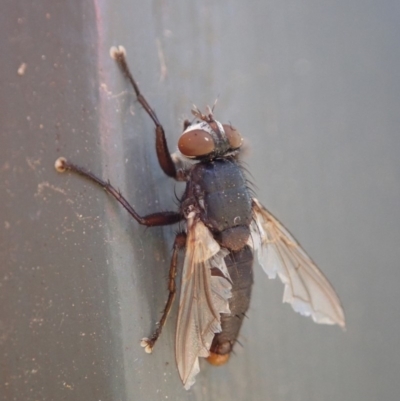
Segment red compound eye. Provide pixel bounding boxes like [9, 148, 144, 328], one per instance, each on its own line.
[223, 124, 243, 149]
[178, 130, 215, 157]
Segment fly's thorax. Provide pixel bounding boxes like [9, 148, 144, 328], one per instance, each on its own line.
[183, 159, 253, 248]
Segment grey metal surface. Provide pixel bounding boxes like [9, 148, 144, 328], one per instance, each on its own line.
[1, 1, 400, 400]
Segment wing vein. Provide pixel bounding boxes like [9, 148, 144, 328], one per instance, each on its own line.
[249, 198, 345, 328]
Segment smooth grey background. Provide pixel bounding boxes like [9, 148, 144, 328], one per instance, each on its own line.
[1, 1, 400, 401]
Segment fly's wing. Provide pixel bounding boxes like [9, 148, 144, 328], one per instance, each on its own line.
[249, 198, 345, 328]
[176, 215, 232, 390]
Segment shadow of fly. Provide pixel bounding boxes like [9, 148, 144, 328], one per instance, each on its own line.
[55, 46, 345, 390]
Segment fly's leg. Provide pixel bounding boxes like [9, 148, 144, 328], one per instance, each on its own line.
[55, 157, 182, 226]
[110, 46, 181, 180]
[141, 232, 187, 353]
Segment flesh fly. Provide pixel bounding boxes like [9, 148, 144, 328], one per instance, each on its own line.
[55, 46, 345, 390]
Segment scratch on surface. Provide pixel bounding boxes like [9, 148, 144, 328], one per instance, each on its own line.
[156, 38, 167, 82]
[100, 83, 128, 99]
[26, 157, 41, 170]
[74, 212, 96, 221]
[62, 382, 74, 390]
[35, 181, 67, 197]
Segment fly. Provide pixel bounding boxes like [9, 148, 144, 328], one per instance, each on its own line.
[55, 45, 345, 390]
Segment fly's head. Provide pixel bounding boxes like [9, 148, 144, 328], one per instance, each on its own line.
[177, 105, 243, 161]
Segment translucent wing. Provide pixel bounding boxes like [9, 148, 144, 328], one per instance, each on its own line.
[249, 198, 345, 328]
[176, 214, 232, 390]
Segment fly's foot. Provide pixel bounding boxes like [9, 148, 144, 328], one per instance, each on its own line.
[55, 157, 68, 173]
[109, 45, 126, 60]
[140, 337, 155, 354]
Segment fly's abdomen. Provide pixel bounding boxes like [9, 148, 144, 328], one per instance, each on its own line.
[207, 245, 254, 365]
